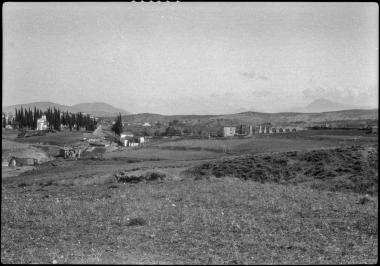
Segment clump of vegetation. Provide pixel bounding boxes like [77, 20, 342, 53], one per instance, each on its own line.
[186, 145, 378, 195]
[145, 171, 166, 181]
[115, 170, 166, 183]
[127, 217, 147, 227]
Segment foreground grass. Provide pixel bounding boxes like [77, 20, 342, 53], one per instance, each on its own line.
[1, 177, 377, 264]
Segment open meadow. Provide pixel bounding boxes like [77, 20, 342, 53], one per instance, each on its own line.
[1, 128, 378, 264]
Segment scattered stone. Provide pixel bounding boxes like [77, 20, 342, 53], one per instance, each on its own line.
[115, 170, 166, 183]
[127, 217, 147, 227]
[358, 194, 373, 204]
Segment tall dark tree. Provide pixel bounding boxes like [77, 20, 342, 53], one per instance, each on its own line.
[111, 113, 123, 136]
[14, 108, 18, 128]
[33, 107, 37, 129]
[20, 106, 24, 128]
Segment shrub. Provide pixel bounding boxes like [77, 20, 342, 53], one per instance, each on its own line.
[127, 217, 147, 227]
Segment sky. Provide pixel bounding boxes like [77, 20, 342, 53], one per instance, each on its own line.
[2, 2, 379, 115]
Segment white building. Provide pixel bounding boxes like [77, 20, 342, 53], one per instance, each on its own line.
[122, 138, 139, 147]
[223, 126, 236, 137]
[121, 132, 134, 138]
[36, 115, 48, 130]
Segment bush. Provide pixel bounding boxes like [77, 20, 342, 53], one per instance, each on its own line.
[127, 217, 147, 227]
[145, 171, 166, 181]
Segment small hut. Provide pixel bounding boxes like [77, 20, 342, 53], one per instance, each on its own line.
[8, 157, 37, 167]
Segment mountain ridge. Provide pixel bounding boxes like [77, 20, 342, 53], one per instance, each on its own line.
[114, 108, 378, 127]
[2, 101, 378, 125]
[286, 98, 373, 113]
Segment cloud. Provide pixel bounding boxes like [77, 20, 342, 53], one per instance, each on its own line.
[240, 71, 256, 79]
[240, 71, 269, 81]
[303, 86, 354, 99]
[258, 74, 269, 81]
[252, 90, 271, 97]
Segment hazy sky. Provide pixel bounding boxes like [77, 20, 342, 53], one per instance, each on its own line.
[3, 2, 379, 114]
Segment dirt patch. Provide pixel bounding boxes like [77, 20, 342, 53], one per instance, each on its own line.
[2, 140, 52, 167]
[81, 147, 107, 159]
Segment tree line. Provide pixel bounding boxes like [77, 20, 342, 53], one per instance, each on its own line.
[108, 115, 223, 138]
[10, 106, 97, 131]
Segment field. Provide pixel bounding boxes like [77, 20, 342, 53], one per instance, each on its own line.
[1, 128, 378, 264]
[147, 129, 376, 154]
[13, 131, 88, 146]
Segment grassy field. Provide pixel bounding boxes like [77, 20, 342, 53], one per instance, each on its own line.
[148, 130, 377, 155]
[1, 177, 377, 264]
[2, 139, 51, 163]
[12, 130, 87, 146]
[103, 148, 223, 161]
[1, 128, 378, 264]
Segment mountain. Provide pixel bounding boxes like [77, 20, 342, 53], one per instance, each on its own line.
[2, 102, 130, 117]
[215, 109, 378, 125]
[71, 102, 130, 117]
[304, 98, 371, 113]
[101, 109, 378, 128]
[287, 98, 373, 113]
[3, 100, 377, 125]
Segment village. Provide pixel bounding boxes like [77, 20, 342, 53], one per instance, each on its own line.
[2, 107, 378, 168]
[2, 107, 313, 166]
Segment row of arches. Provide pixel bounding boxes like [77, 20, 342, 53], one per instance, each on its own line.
[257, 125, 298, 134]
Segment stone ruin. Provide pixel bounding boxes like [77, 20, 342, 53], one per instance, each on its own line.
[59, 147, 82, 159]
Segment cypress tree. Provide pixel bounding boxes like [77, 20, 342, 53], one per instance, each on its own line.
[20, 107, 23, 128]
[33, 107, 37, 129]
[111, 113, 123, 136]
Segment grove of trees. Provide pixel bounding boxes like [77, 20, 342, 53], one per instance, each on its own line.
[13, 106, 97, 131]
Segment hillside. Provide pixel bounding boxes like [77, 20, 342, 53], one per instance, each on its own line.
[2, 102, 130, 117]
[71, 102, 130, 117]
[3, 101, 377, 125]
[112, 109, 378, 127]
[186, 144, 378, 194]
[216, 109, 379, 125]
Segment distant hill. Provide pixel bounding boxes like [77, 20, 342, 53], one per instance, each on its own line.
[106, 109, 378, 127]
[2, 102, 130, 117]
[3, 101, 377, 126]
[215, 109, 378, 125]
[287, 98, 373, 113]
[71, 102, 130, 117]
